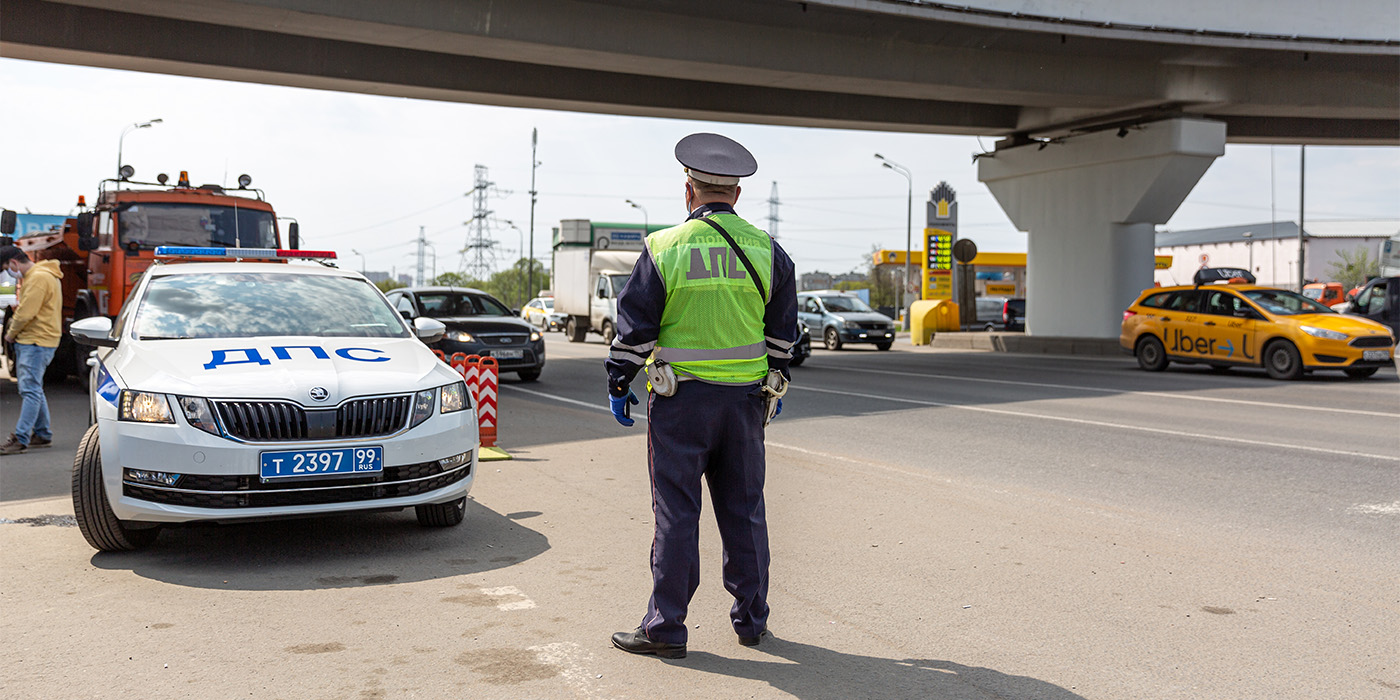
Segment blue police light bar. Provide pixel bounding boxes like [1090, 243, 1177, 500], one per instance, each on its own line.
[154, 246, 337, 260]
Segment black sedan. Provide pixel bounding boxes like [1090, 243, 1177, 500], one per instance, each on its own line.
[385, 286, 545, 381]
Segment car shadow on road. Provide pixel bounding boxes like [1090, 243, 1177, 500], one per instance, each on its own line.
[684, 634, 1086, 700]
[88, 498, 547, 591]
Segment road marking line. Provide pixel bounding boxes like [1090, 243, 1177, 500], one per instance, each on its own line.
[819, 365, 1400, 419]
[1347, 501, 1400, 516]
[480, 585, 536, 610]
[504, 385, 650, 422]
[504, 383, 1397, 461]
[789, 384, 1400, 462]
[529, 642, 606, 699]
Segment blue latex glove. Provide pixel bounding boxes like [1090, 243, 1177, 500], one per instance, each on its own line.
[774, 398, 782, 418]
[610, 389, 640, 427]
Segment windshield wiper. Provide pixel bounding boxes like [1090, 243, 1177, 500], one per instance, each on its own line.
[140, 335, 195, 340]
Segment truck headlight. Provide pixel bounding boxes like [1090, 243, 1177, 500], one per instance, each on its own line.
[440, 382, 469, 413]
[445, 330, 475, 343]
[1300, 325, 1348, 341]
[119, 390, 174, 423]
[176, 396, 221, 436]
[409, 389, 436, 428]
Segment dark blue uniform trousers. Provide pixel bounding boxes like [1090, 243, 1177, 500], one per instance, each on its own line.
[642, 379, 770, 645]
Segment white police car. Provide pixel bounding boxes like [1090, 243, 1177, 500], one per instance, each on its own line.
[68, 247, 478, 551]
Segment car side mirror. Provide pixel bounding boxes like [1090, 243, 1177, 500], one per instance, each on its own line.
[412, 317, 445, 344]
[287, 222, 300, 250]
[1233, 307, 1259, 320]
[70, 316, 116, 347]
[75, 212, 98, 251]
[0, 209, 15, 235]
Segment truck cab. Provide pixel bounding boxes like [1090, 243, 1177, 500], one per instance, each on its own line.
[3, 172, 294, 379]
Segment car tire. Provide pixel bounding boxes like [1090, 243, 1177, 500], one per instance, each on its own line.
[824, 327, 843, 351]
[601, 320, 616, 346]
[416, 496, 467, 527]
[1344, 366, 1379, 379]
[517, 369, 541, 382]
[1135, 335, 1169, 372]
[1263, 340, 1304, 380]
[875, 342, 892, 351]
[71, 424, 159, 552]
[984, 323, 996, 332]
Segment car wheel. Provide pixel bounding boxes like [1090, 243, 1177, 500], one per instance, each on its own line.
[416, 496, 467, 527]
[1135, 335, 1169, 372]
[824, 327, 843, 351]
[984, 323, 996, 332]
[71, 424, 159, 552]
[875, 342, 892, 351]
[1344, 366, 1379, 379]
[1263, 340, 1303, 380]
[517, 369, 541, 382]
[601, 320, 616, 345]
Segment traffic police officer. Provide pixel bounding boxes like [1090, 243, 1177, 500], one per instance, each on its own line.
[606, 133, 799, 659]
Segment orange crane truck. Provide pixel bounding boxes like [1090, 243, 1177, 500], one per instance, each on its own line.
[2, 170, 298, 379]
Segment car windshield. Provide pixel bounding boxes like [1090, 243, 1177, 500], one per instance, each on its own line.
[416, 292, 512, 317]
[820, 296, 873, 313]
[118, 202, 278, 249]
[1301, 288, 1325, 300]
[1242, 289, 1334, 316]
[133, 272, 409, 339]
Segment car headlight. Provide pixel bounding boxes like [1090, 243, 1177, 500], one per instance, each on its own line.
[176, 396, 221, 436]
[119, 390, 174, 423]
[409, 389, 436, 428]
[445, 330, 475, 343]
[440, 382, 469, 413]
[1300, 325, 1348, 341]
[530, 331, 542, 342]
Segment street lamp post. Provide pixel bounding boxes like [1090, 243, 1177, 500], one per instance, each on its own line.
[874, 154, 913, 331]
[1242, 231, 1254, 275]
[503, 220, 526, 307]
[350, 248, 367, 275]
[626, 199, 649, 233]
[528, 129, 541, 301]
[117, 119, 163, 180]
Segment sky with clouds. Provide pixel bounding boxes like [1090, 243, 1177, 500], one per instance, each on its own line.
[2, 58, 1397, 281]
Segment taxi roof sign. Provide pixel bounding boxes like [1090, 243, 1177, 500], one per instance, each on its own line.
[1193, 267, 1255, 286]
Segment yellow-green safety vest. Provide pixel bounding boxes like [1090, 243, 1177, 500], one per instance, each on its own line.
[647, 214, 773, 384]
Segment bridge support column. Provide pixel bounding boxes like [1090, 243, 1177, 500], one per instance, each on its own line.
[978, 118, 1226, 338]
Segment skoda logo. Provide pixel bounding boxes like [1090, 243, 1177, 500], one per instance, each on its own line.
[309, 387, 329, 402]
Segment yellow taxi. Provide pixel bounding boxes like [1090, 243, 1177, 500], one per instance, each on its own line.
[1121, 268, 1396, 380]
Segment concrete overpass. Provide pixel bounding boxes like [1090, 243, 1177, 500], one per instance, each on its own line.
[4, 0, 1397, 337]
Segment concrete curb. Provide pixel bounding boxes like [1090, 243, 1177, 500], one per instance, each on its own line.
[920, 332, 1125, 356]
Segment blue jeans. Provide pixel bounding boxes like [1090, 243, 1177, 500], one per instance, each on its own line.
[14, 343, 56, 446]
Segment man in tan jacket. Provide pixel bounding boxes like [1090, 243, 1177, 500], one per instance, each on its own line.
[1, 245, 63, 455]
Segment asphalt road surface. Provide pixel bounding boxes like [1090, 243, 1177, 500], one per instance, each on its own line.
[2, 334, 1397, 699]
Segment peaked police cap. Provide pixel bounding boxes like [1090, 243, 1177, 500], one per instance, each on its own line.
[675, 133, 757, 186]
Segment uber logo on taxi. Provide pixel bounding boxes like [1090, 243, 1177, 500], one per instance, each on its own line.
[1167, 328, 1255, 360]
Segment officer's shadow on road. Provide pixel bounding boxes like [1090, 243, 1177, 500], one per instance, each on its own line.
[88, 499, 547, 591]
[685, 635, 1086, 700]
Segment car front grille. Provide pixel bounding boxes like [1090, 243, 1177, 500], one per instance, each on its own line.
[213, 396, 411, 442]
[856, 322, 891, 330]
[122, 459, 472, 509]
[337, 396, 412, 437]
[1350, 336, 1393, 348]
[214, 401, 307, 441]
[477, 332, 531, 345]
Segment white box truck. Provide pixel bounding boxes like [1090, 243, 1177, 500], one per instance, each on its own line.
[553, 219, 645, 343]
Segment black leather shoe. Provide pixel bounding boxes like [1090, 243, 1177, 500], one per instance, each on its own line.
[738, 629, 770, 646]
[612, 628, 686, 659]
